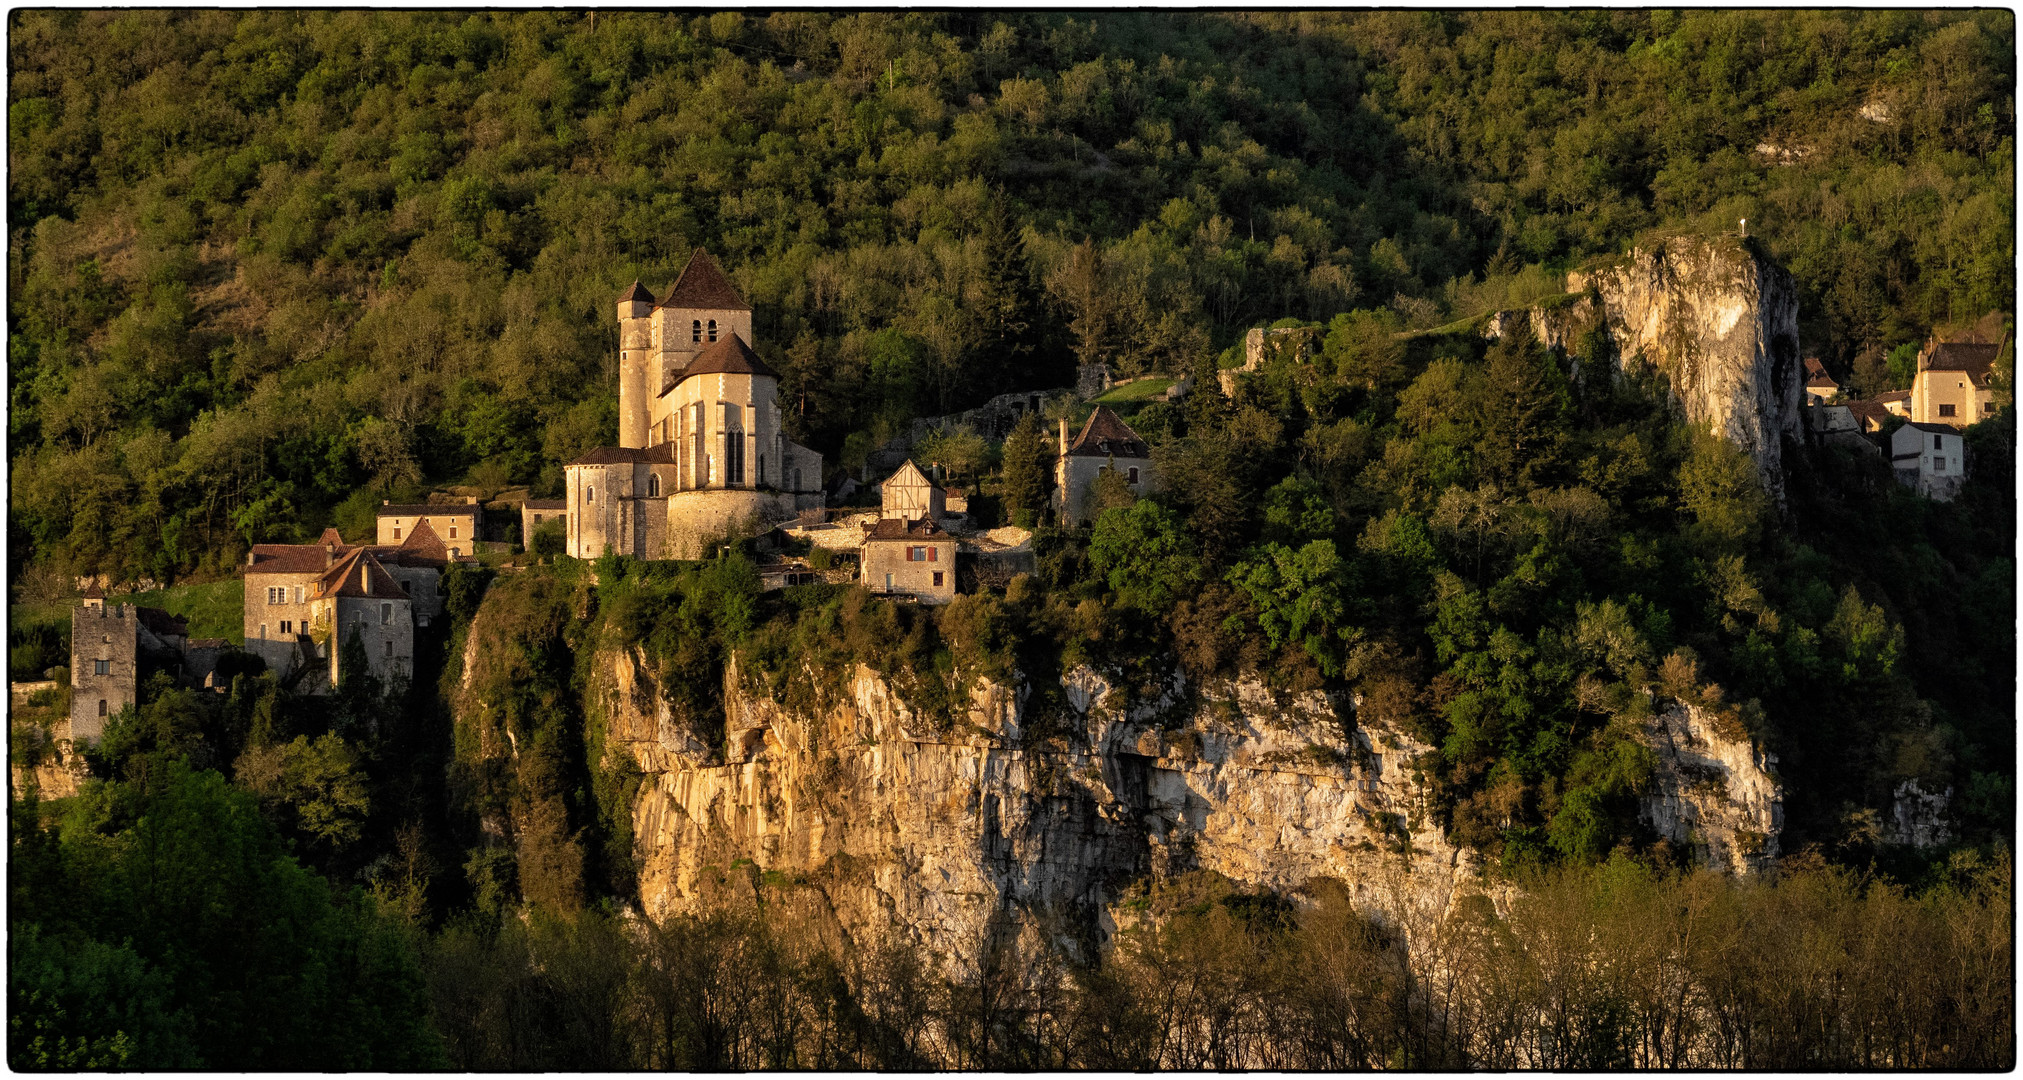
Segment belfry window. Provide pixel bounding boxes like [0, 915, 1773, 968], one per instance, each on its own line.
[691, 320, 702, 344]
[648, 474, 660, 497]
[707, 319, 718, 342]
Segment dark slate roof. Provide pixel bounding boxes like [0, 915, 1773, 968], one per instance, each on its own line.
[676, 332, 778, 382]
[247, 544, 341, 575]
[867, 517, 950, 541]
[524, 499, 566, 510]
[1924, 341, 2000, 379]
[565, 444, 677, 467]
[135, 607, 188, 638]
[658, 249, 749, 311]
[377, 503, 476, 518]
[618, 280, 656, 304]
[1064, 406, 1150, 459]
[1904, 421, 1959, 435]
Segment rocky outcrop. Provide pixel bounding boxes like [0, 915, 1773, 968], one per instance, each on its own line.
[604, 652, 1480, 959]
[1492, 236, 1804, 494]
[1640, 703, 1783, 874]
[1888, 779, 1952, 849]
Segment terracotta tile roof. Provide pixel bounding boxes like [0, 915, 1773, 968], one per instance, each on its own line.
[247, 544, 341, 575]
[565, 444, 676, 467]
[80, 584, 104, 599]
[1803, 357, 1838, 387]
[1845, 399, 1889, 429]
[313, 548, 405, 600]
[674, 332, 778, 384]
[658, 249, 749, 311]
[1876, 389, 1911, 404]
[867, 517, 949, 541]
[393, 519, 449, 563]
[618, 280, 656, 304]
[1065, 406, 1150, 459]
[318, 527, 345, 546]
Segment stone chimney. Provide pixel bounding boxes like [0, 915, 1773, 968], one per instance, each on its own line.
[1058, 418, 1069, 457]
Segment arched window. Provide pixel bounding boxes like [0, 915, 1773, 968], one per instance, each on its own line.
[586, 485, 595, 502]
[648, 474, 660, 497]
[98, 699, 107, 717]
[691, 320, 702, 343]
[707, 319, 718, 342]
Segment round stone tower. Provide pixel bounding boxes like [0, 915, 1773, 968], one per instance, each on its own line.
[617, 280, 656, 449]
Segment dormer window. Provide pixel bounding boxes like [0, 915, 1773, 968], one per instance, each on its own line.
[692, 320, 702, 344]
[707, 319, 718, 342]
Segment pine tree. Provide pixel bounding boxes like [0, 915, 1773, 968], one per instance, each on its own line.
[999, 410, 1052, 528]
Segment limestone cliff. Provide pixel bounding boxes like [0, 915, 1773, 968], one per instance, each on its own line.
[1492, 236, 1804, 493]
[595, 649, 1481, 957]
[1639, 703, 1783, 874]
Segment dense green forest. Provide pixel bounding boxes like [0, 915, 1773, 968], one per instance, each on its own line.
[6, 9, 2014, 584]
[7, 10, 2014, 1070]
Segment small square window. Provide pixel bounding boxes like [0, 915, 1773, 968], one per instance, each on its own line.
[94, 659, 109, 676]
[281, 620, 292, 634]
[384, 640, 394, 657]
[932, 571, 945, 587]
[1127, 467, 1140, 484]
[1939, 403, 1956, 417]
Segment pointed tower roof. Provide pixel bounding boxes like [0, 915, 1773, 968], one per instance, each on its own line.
[619, 279, 656, 304]
[318, 527, 346, 547]
[658, 249, 749, 311]
[677, 332, 778, 383]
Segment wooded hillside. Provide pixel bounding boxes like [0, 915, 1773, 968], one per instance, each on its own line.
[8, 10, 2014, 585]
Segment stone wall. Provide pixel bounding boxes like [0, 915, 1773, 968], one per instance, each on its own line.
[663, 488, 799, 559]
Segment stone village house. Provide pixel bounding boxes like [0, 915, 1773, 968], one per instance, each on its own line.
[242, 524, 455, 691]
[377, 499, 479, 556]
[1055, 406, 1156, 527]
[1892, 421, 1968, 502]
[1911, 338, 2005, 428]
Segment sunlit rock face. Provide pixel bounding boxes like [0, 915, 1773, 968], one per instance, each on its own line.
[608, 653, 1480, 958]
[1495, 235, 1805, 496]
[1640, 703, 1784, 874]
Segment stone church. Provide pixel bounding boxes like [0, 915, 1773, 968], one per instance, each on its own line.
[566, 250, 824, 559]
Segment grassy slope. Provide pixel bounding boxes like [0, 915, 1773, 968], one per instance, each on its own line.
[9, 580, 246, 673]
